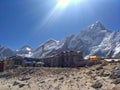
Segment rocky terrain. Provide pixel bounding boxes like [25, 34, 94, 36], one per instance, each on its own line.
[0, 62, 120, 90]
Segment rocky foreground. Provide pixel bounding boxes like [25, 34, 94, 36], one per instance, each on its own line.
[0, 62, 120, 90]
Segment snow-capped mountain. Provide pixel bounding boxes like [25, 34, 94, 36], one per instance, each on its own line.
[32, 39, 59, 58]
[0, 46, 15, 60]
[32, 21, 120, 59]
[16, 45, 33, 57]
[0, 21, 120, 59]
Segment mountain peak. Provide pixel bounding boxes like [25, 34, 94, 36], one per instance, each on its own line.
[95, 21, 102, 24]
[95, 21, 105, 27]
[18, 45, 32, 52]
[21, 45, 32, 49]
[45, 39, 59, 45]
[16, 45, 33, 58]
[21, 45, 32, 50]
[46, 38, 58, 42]
[88, 21, 106, 30]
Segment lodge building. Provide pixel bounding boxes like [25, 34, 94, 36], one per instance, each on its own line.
[40, 51, 83, 67]
[0, 51, 84, 71]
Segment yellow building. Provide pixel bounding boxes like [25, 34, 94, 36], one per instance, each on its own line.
[89, 56, 99, 61]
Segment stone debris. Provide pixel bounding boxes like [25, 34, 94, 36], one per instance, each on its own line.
[40, 81, 45, 83]
[112, 79, 120, 84]
[19, 84, 25, 88]
[96, 65, 103, 70]
[91, 81, 103, 89]
[0, 62, 119, 90]
[98, 70, 110, 77]
[20, 77, 30, 81]
[59, 77, 64, 81]
[110, 68, 120, 79]
[13, 81, 20, 86]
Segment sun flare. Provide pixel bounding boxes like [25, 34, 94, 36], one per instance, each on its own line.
[57, 0, 72, 9]
[56, 0, 83, 9]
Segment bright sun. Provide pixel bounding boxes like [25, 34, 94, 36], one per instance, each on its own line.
[56, 0, 82, 9]
[57, 0, 72, 9]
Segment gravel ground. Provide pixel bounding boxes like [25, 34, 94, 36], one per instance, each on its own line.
[0, 62, 120, 90]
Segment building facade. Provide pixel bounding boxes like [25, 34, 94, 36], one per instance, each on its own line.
[40, 51, 83, 67]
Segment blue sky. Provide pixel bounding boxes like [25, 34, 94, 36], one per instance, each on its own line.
[0, 0, 120, 50]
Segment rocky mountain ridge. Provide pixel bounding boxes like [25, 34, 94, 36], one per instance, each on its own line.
[0, 21, 120, 59]
[32, 21, 120, 59]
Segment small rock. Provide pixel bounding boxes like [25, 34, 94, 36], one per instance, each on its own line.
[86, 71, 92, 75]
[13, 81, 20, 86]
[113, 79, 120, 84]
[91, 81, 103, 89]
[98, 70, 110, 77]
[71, 73, 74, 76]
[19, 84, 25, 88]
[64, 73, 69, 78]
[91, 76, 97, 80]
[113, 66, 120, 70]
[54, 79, 57, 82]
[92, 69, 95, 71]
[40, 81, 45, 83]
[97, 70, 104, 76]
[20, 77, 30, 81]
[59, 77, 64, 80]
[96, 66, 103, 70]
[110, 70, 120, 79]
